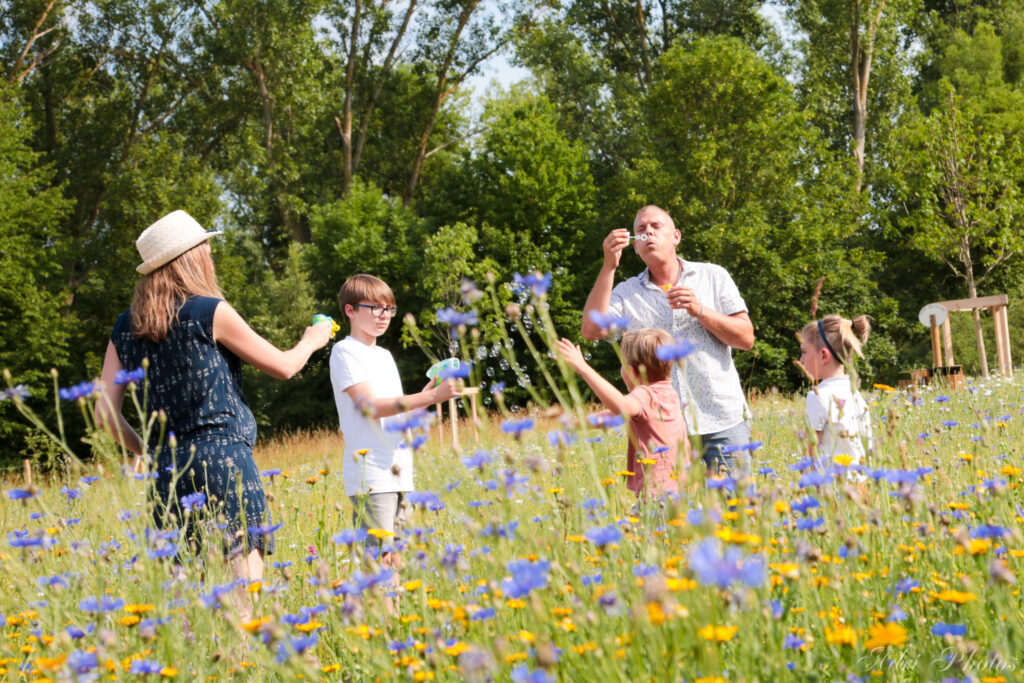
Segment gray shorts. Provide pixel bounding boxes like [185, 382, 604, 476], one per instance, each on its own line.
[349, 492, 409, 550]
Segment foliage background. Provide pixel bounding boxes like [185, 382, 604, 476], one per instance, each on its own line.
[4, 0, 1024, 467]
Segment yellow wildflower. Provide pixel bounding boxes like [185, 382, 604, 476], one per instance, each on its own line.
[698, 625, 737, 642]
[930, 590, 977, 604]
[864, 622, 908, 650]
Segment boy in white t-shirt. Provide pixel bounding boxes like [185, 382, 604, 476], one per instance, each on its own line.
[798, 314, 874, 466]
[329, 274, 462, 566]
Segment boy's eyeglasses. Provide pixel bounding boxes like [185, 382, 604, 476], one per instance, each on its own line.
[358, 304, 399, 317]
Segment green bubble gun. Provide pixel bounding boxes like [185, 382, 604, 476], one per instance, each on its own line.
[426, 358, 460, 386]
[313, 314, 340, 339]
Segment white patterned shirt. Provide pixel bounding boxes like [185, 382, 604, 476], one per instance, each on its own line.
[606, 258, 749, 435]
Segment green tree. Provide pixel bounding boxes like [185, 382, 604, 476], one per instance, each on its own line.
[622, 37, 898, 387]
[0, 85, 73, 465]
[895, 84, 1024, 376]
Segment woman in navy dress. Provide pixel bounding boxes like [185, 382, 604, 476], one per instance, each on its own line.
[96, 210, 331, 620]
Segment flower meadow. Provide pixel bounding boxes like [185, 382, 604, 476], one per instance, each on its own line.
[3, 280, 1024, 682]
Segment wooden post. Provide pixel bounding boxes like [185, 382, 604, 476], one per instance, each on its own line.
[930, 315, 942, 368]
[941, 317, 955, 366]
[1000, 305, 1014, 378]
[436, 403, 444, 447]
[449, 398, 459, 450]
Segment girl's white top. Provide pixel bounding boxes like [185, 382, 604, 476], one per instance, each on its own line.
[805, 376, 873, 464]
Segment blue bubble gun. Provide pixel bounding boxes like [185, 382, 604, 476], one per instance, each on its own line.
[313, 314, 340, 339]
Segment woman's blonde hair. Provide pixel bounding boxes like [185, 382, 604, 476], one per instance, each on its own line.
[801, 314, 871, 364]
[130, 242, 222, 342]
[621, 328, 674, 382]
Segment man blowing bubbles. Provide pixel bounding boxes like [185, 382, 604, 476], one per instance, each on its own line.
[581, 205, 756, 478]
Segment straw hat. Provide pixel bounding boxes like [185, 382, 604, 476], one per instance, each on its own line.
[135, 210, 222, 274]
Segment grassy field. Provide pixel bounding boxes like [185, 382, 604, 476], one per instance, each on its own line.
[2, 368, 1024, 682]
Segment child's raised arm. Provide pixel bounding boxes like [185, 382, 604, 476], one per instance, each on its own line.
[345, 379, 463, 419]
[555, 338, 641, 418]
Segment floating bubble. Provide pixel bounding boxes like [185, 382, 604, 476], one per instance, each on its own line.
[486, 366, 496, 377]
[456, 399, 465, 409]
[511, 405, 520, 413]
[584, 353, 592, 361]
[490, 344, 501, 357]
[476, 346, 488, 360]
[543, 225, 551, 233]
[483, 396, 492, 405]
[449, 342, 459, 355]
[499, 359, 510, 371]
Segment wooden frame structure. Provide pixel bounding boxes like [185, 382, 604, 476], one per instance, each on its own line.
[933, 294, 1013, 379]
[434, 387, 480, 450]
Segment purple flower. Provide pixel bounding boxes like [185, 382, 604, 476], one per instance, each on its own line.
[783, 634, 805, 650]
[436, 308, 479, 337]
[130, 659, 164, 674]
[511, 664, 554, 683]
[687, 538, 764, 589]
[1, 385, 30, 401]
[588, 310, 631, 332]
[59, 381, 98, 401]
[584, 524, 622, 547]
[114, 367, 146, 385]
[587, 413, 625, 429]
[181, 492, 206, 512]
[655, 339, 696, 361]
[501, 418, 535, 437]
[407, 490, 445, 511]
[513, 271, 553, 297]
[501, 558, 550, 598]
[462, 450, 494, 470]
[931, 623, 966, 637]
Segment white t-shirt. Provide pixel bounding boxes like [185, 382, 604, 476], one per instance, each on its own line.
[607, 258, 749, 435]
[329, 336, 414, 496]
[805, 376, 872, 465]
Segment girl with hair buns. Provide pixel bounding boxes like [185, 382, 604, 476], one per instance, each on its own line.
[95, 210, 332, 622]
[798, 314, 874, 467]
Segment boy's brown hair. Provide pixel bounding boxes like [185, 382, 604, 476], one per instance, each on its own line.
[338, 274, 396, 320]
[621, 328, 674, 383]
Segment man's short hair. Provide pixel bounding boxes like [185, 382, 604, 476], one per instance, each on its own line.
[634, 205, 676, 231]
[621, 328, 674, 383]
[338, 274, 396, 320]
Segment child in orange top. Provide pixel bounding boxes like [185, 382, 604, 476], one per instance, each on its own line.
[557, 328, 691, 500]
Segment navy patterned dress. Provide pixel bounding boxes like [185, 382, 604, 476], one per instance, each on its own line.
[111, 296, 273, 557]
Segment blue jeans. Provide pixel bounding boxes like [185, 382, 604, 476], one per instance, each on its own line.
[699, 420, 752, 478]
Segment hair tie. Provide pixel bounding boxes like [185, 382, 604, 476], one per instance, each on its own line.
[817, 319, 842, 363]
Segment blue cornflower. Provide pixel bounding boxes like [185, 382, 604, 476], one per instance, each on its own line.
[181, 492, 206, 512]
[513, 271, 553, 297]
[7, 488, 36, 500]
[582, 572, 602, 586]
[892, 578, 920, 596]
[59, 381, 97, 401]
[480, 521, 519, 539]
[147, 544, 178, 559]
[60, 486, 80, 501]
[436, 308, 479, 336]
[511, 664, 554, 683]
[251, 522, 283, 536]
[688, 538, 765, 589]
[783, 634, 805, 650]
[632, 563, 658, 578]
[276, 634, 319, 663]
[470, 607, 496, 621]
[490, 382, 506, 394]
[130, 660, 164, 674]
[81, 476, 99, 485]
[588, 413, 625, 429]
[720, 441, 763, 454]
[1, 385, 30, 401]
[407, 490, 445, 511]
[971, 524, 1010, 539]
[66, 649, 98, 673]
[798, 470, 833, 488]
[931, 623, 967, 637]
[501, 558, 550, 599]
[547, 429, 577, 448]
[795, 517, 825, 531]
[934, 395, 950, 403]
[584, 524, 622, 548]
[655, 339, 696, 361]
[501, 418, 535, 437]
[588, 310, 631, 332]
[706, 476, 737, 492]
[790, 496, 821, 515]
[941, 420, 958, 427]
[261, 468, 283, 478]
[462, 450, 494, 470]
[385, 409, 432, 431]
[887, 604, 908, 622]
[114, 367, 146, 385]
